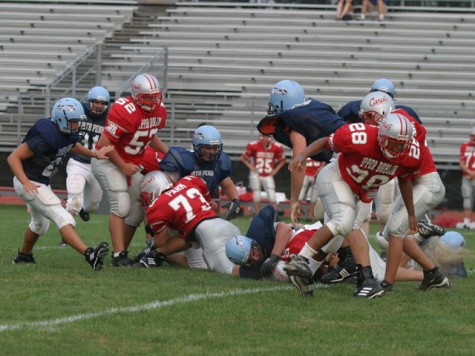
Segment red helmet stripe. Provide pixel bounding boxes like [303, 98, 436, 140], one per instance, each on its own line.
[143, 74, 157, 90]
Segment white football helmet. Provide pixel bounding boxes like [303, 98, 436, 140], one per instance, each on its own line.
[139, 171, 174, 208]
[378, 113, 413, 160]
[131, 73, 162, 112]
[359, 92, 395, 126]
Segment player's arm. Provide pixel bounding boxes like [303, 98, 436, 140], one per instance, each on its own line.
[260, 221, 292, 276]
[71, 143, 114, 159]
[157, 234, 191, 256]
[220, 177, 240, 201]
[272, 222, 292, 256]
[7, 143, 38, 195]
[240, 153, 255, 172]
[149, 135, 169, 155]
[288, 130, 308, 224]
[96, 133, 140, 176]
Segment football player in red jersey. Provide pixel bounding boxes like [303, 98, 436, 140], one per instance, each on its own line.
[137, 171, 241, 275]
[92, 73, 169, 267]
[377, 107, 448, 292]
[298, 158, 325, 221]
[285, 114, 420, 298]
[240, 134, 286, 214]
[459, 127, 475, 230]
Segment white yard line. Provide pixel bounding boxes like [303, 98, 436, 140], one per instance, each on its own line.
[0, 285, 297, 332]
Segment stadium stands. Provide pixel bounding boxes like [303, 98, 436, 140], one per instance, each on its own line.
[1, 0, 475, 169]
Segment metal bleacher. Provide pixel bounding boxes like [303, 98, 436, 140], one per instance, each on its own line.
[145, 2, 475, 167]
[1, 1, 475, 169]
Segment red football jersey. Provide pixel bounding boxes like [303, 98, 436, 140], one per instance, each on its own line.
[140, 146, 164, 174]
[242, 141, 285, 177]
[460, 141, 475, 178]
[281, 226, 317, 262]
[305, 158, 324, 177]
[146, 175, 216, 238]
[329, 123, 421, 203]
[392, 109, 436, 176]
[101, 96, 167, 165]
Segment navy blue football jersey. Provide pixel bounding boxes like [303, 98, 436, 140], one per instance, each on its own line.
[239, 205, 280, 279]
[338, 100, 422, 124]
[160, 146, 232, 194]
[272, 99, 347, 162]
[22, 118, 79, 185]
[68, 102, 107, 164]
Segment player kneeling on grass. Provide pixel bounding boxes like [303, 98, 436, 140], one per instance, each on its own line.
[134, 171, 241, 275]
[7, 98, 113, 270]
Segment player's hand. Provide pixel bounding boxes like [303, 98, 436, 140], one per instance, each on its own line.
[121, 163, 142, 176]
[288, 153, 307, 172]
[224, 199, 241, 220]
[94, 145, 114, 160]
[290, 201, 301, 225]
[260, 254, 279, 277]
[23, 180, 39, 197]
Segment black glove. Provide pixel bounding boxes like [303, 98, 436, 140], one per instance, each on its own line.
[260, 254, 280, 277]
[224, 199, 241, 220]
[138, 250, 167, 268]
[133, 242, 157, 263]
[145, 224, 155, 237]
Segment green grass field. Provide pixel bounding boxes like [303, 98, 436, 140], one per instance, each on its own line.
[0, 204, 474, 355]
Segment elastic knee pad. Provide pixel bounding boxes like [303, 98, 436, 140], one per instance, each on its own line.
[29, 217, 50, 236]
[327, 221, 351, 238]
[66, 194, 83, 216]
[109, 191, 131, 217]
[51, 208, 76, 230]
[125, 203, 145, 228]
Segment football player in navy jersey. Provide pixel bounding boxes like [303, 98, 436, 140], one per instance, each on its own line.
[64, 86, 110, 229]
[337, 78, 422, 124]
[160, 124, 241, 220]
[257, 79, 346, 224]
[7, 97, 113, 270]
[158, 124, 241, 269]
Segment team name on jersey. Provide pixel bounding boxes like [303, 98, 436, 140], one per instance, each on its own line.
[79, 121, 103, 134]
[465, 145, 475, 153]
[361, 157, 398, 175]
[164, 182, 187, 197]
[139, 117, 163, 130]
[256, 151, 276, 159]
[192, 170, 214, 177]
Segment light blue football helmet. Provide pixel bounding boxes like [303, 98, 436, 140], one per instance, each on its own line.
[51, 97, 86, 134]
[370, 78, 395, 99]
[268, 79, 305, 115]
[226, 235, 261, 266]
[86, 86, 110, 115]
[192, 125, 223, 163]
[440, 231, 465, 250]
